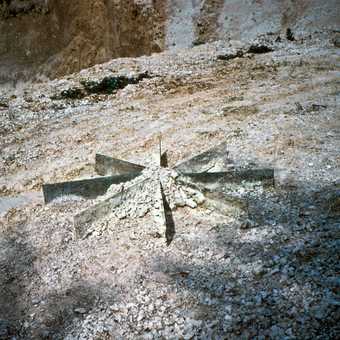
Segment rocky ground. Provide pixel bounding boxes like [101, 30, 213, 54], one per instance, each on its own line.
[0, 32, 339, 339]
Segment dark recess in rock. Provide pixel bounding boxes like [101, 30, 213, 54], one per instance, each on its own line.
[80, 72, 151, 95]
[52, 72, 152, 100]
[217, 50, 244, 61]
[333, 36, 340, 48]
[247, 45, 273, 54]
[192, 39, 206, 46]
[58, 88, 84, 100]
[286, 28, 295, 41]
[0, 99, 9, 108]
[216, 44, 273, 62]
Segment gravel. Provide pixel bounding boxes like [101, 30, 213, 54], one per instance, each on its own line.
[0, 32, 339, 339]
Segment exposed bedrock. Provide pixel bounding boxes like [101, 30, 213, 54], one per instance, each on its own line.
[0, 0, 339, 85]
[0, 0, 165, 84]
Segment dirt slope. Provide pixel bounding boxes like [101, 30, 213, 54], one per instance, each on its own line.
[0, 34, 339, 338]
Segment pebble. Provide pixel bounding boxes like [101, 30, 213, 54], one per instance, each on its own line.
[74, 308, 87, 314]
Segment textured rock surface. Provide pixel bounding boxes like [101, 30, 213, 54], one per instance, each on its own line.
[0, 0, 339, 85]
[0, 0, 165, 85]
[0, 27, 339, 339]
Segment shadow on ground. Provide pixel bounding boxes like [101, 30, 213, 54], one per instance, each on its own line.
[0, 210, 36, 338]
[153, 182, 340, 338]
[0, 210, 119, 339]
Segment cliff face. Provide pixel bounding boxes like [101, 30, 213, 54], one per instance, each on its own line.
[0, 0, 165, 84]
[165, 0, 339, 48]
[0, 0, 338, 85]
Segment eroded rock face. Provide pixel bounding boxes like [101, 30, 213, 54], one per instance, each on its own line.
[0, 0, 339, 85]
[0, 0, 49, 18]
[0, 0, 165, 84]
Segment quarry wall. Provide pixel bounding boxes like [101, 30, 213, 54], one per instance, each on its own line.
[0, 0, 338, 85]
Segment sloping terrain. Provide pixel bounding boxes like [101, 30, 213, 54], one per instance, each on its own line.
[1, 0, 339, 85]
[0, 33, 339, 339]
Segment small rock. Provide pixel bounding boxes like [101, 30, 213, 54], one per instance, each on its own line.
[186, 198, 197, 208]
[240, 219, 257, 229]
[137, 311, 145, 322]
[333, 36, 340, 48]
[74, 308, 87, 314]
